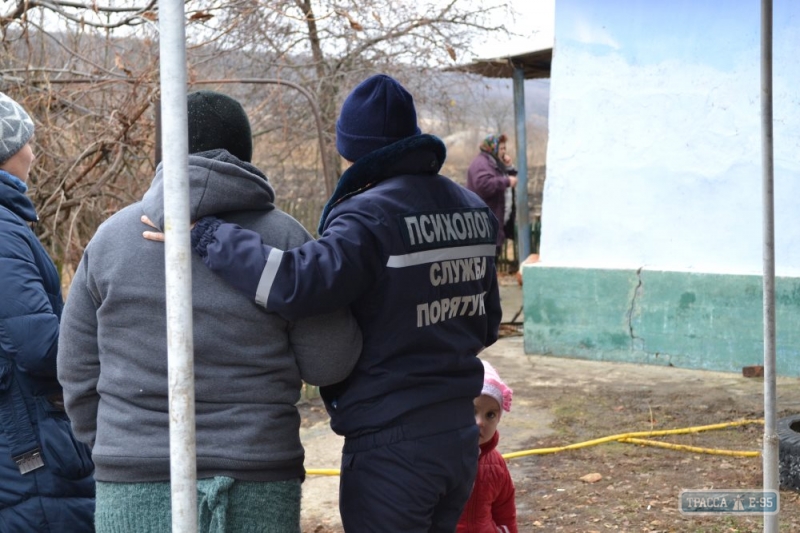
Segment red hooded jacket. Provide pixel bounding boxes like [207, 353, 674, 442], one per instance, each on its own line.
[457, 431, 517, 533]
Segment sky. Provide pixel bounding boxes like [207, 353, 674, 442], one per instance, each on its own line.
[476, 0, 555, 59]
[556, 0, 799, 70]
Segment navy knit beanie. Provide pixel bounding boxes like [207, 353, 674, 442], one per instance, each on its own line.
[187, 90, 253, 162]
[335, 74, 421, 162]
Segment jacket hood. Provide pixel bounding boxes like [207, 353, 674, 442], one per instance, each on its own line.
[318, 134, 446, 233]
[142, 149, 275, 230]
[0, 170, 37, 222]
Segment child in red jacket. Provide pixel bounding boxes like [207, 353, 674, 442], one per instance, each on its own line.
[457, 359, 517, 533]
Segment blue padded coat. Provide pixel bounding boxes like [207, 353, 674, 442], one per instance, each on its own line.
[0, 171, 95, 532]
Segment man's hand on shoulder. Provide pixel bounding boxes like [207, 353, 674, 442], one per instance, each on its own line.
[141, 213, 264, 302]
[142, 215, 206, 252]
[141, 215, 166, 242]
[141, 214, 231, 263]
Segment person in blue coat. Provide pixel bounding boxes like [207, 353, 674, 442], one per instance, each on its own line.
[146, 74, 503, 532]
[0, 92, 95, 532]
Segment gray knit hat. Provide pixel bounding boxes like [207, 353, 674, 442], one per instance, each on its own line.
[0, 92, 34, 164]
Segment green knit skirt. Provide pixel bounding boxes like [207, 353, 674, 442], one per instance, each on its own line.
[95, 477, 301, 533]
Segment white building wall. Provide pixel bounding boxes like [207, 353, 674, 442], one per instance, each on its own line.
[540, 0, 800, 276]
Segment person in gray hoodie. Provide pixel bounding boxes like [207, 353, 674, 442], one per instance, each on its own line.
[57, 90, 362, 533]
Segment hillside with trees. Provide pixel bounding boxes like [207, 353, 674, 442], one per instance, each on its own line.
[0, 0, 549, 284]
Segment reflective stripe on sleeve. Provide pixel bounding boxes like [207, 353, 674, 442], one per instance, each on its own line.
[255, 249, 284, 307]
[386, 244, 496, 268]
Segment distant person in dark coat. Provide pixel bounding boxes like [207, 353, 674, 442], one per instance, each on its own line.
[0, 91, 96, 532]
[466, 134, 518, 256]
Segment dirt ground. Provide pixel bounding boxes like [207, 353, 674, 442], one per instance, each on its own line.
[297, 281, 800, 532]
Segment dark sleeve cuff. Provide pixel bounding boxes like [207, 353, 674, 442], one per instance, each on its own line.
[191, 216, 223, 260]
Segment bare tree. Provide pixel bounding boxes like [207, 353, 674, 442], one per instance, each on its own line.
[196, 0, 508, 194]
[0, 0, 511, 279]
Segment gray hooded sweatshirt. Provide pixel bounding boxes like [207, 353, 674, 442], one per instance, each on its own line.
[57, 150, 362, 483]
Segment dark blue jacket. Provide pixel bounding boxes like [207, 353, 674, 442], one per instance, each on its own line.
[0, 171, 95, 532]
[193, 135, 502, 438]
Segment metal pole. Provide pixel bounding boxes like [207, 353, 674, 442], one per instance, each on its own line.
[158, 0, 197, 531]
[512, 65, 531, 261]
[761, 0, 778, 531]
[154, 99, 162, 166]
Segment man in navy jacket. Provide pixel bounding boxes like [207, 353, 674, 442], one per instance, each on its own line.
[155, 75, 503, 532]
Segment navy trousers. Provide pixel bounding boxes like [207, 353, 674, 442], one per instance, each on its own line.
[338, 402, 479, 532]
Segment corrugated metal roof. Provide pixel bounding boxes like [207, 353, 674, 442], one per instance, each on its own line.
[448, 47, 553, 79]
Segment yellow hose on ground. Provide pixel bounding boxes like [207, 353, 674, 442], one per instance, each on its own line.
[501, 418, 763, 460]
[305, 469, 341, 477]
[304, 419, 764, 476]
[618, 437, 760, 457]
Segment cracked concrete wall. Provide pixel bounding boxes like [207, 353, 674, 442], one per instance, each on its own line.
[522, 0, 800, 372]
[523, 266, 800, 376]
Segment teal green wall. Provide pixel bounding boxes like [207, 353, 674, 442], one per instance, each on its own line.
[522, 267, 800, 376]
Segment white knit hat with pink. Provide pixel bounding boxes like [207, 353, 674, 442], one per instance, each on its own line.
[480, 359, 513, 412]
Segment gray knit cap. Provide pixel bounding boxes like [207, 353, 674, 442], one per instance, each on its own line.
[0, 92, 35, 164]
